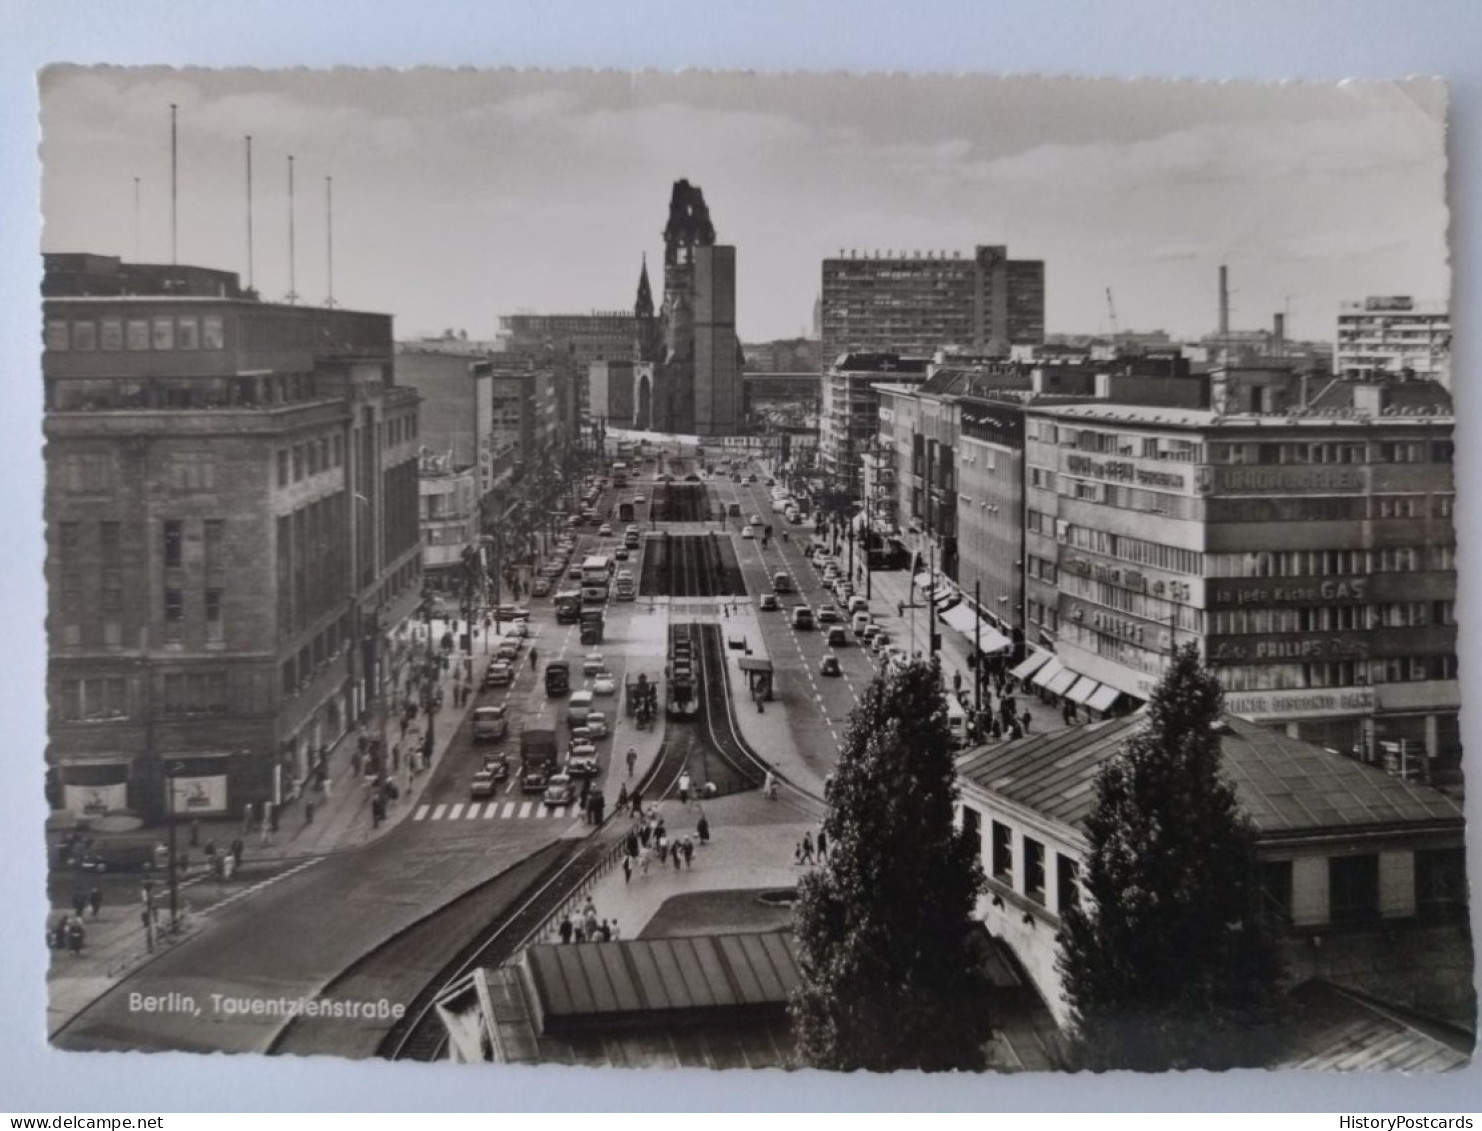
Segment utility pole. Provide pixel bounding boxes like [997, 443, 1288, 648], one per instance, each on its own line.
[974, 579, 983, 717]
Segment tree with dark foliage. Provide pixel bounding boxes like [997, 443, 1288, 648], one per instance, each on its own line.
[791, 657, 992, 1071]
[1057, 644, 1284, 1071]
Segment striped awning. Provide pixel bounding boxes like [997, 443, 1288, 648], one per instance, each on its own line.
[1065, 676, 1100, 705]
[1011, 650, 1053, 682]
[1043, 667, 1079, 697]
[1028, 656, 1066, 689]
[1086, 683, 1122, 713]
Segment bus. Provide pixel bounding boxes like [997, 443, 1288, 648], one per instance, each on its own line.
[581, 555, 613, 586]
[616, 500, 635, 524]
[553, 589, 582, 624]
[611, 462, 629, 487]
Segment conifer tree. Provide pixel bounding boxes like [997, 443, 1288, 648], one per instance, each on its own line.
[1057, 643, 1284, 1070]
[791, 657, 992, 1070]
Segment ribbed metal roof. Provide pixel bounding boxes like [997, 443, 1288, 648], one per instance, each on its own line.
[956, 714, 1463, 837]
[523, 931, 800, 1030]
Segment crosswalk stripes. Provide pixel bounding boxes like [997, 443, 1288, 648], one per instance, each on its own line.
[411, 798, 572, 822]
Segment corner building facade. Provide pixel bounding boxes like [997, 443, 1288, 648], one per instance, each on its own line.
[1023, 381, 1458, 780]
[43, 255, 421, 823]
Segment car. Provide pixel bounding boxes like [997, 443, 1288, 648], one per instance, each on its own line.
[871, 632, 893, 653]
[75, 836, 163, 874]
[625, 524, 640, 534]
[765, 477, 775, 486]
[505, 620, 531, 637]
[771, 500, 788, 514]
[684, 473, 702, 482]
[483, 660, 515, 688]
[852, 612, 872, 637]
[614, 547, 629, 562]
[570, 725, 592, 746]
[817, 603, 840, 624]
[758, 593, 779, 611]
[820, 655, 842, 677]
[827, 626, 849, 648]
[746, 474, 757, 484]
[495, 605, 530, 622]
[583, 652, 604, 676]
[593, 670, 616, 696]
[473, 704, 509, 739]
[833, 581, 855, 604]
[849, 596, 870, 615]
[543, 774, 576, 807]
[862, 623, 884, 643]
[741, 525, 755, 539]
[566, 743, 599, 776]
[585, 710, 608, 738]
[634, 494, 646, 504]
[470, 767, 500, 799]
[749, 514, 763, 526]
[791, 605, 815, 630]
[531, 577, 552, 597]
[567, 565, 583, 580]
[495, 639, 520, 662]
[599, 523, 613, 536]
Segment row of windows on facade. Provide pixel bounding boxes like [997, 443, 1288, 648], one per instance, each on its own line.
[1046, 617, 1458, 687]
[54, 671, 230, 721]
[967, 807, 1466, 927]
[274, 415, 418, 489]
[1026, 424, 1453, 466]
[1029, 518, 1455, 579]
[46, 315, 226, 353]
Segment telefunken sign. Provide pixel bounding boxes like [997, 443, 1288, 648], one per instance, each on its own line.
[1065, 454, 1186, 491]
[1225, 687, 1375, 720]
[1209, 466, 1365, 494]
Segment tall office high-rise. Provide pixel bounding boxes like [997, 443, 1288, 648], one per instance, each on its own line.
[821, 245, 1045, 368]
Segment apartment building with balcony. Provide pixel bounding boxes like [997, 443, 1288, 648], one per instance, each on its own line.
[1336, 296, 1450, 386]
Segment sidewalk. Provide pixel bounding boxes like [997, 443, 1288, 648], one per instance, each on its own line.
[847, 567, 1071, 742]
[46, 614, 484, 1035]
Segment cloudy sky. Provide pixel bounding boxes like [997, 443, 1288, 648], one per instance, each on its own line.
[39, 68, 1447, 343]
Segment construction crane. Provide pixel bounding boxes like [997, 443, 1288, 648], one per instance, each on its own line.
[1105, 287, 1120, 342]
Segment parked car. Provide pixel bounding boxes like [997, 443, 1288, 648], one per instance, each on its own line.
[593, 670, 616, 696]
[483, 661, 514, 689]
[473, 704, 509, 740]
[585, 711, 609, 739]
[614, 548, 629, 562]
[532, 577, 552, 598]
[543, 774, 576, 807]
[495, 639, 520, 662]
[470, 767, 501, 799]
[505, 620, 531, 637]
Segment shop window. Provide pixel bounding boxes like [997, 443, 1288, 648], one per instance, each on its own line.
[1024, 837, 1046, 905]
[1056, 854, 1080, 914]
[991, 821, 1013, 884]
[1329, 854, 1380, 926]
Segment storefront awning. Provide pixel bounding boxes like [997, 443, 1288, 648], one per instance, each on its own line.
[1028, 656, 1065, 689]
[1011, 650, 1053, 682]
[1043, 667, 1079, 697]
[1065, 676, 1100, 705]
[1086, 684, 1122, 713]
[940, 604, 1012, 653]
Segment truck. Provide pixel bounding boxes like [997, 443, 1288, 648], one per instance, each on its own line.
[544, 659, 571, 696]
[519, 727, 559, 793]
[553, 589, 582, 624]
[580, 608, 605, 645]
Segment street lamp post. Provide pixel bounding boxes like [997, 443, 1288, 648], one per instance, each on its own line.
[165, 760, 185, 934]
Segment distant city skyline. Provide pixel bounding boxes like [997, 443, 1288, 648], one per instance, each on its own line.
[41, 68, 1448, 344]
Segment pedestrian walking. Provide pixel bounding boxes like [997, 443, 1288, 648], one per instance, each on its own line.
[88, 886, 102, 918]
[71, 889, 87, 918]
[530, 646, 539, 670]
[696, 814, 710, 845]
[230, 838, 244, 869]
[626, 748, 637, 777]
[802, 831, 815, 865]
[678, 770, 691, 805]
[640, 848, 651, 876]
[67, 916, 85, 956]
[1021, 709, 1032, 734]
[817, 828, 828, 860]
[559, 915, 574, 944]
[682, 837, 694, 869]
[672, 843, 682, 871]
[622, 856, 633, 884]
[600, 920, 613, 942]
[617, 782, 629, 812]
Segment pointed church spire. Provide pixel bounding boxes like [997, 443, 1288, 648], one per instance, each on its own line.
[635, 253, 655, 319]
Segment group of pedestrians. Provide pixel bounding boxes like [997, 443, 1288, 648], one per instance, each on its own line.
[793, 827, 829, 867]
[619, 804, 705, 882]
[558, 896, 617, 944]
